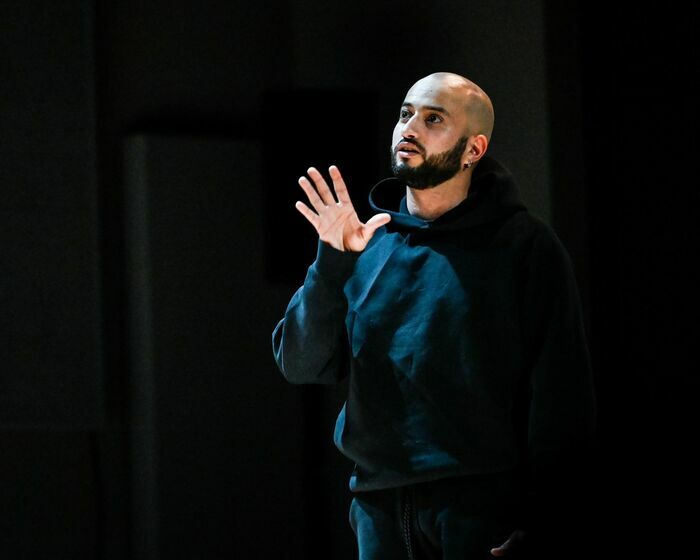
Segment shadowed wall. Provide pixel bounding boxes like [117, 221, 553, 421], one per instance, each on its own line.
[2, 0, 695, 558]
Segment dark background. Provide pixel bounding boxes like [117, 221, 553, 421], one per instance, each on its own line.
[1, 1, 696, 558]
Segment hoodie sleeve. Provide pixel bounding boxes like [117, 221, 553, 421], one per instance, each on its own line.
[520, 225, 597, 536]
[272, 240, 360, 385]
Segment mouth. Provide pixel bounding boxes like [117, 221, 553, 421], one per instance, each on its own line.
[394, 141, 423, 159]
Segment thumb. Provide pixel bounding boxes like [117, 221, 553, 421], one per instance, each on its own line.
[490, 540, 511, 557]
[364, 213, 391, 236]
[491, 533, 515, 557]
[490, 530, 526, 557]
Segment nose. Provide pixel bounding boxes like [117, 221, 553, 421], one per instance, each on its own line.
[400, 113, 420, 138]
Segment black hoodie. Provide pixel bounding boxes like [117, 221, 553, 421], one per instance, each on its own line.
[272, 156, 596, 516]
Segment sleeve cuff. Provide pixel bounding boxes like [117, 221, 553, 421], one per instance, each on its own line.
[313, 239, 361, 281]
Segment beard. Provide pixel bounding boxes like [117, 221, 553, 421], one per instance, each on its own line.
[390, 135, 468, 190]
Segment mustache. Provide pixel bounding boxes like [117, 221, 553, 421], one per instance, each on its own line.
[393, 138, 426, 156]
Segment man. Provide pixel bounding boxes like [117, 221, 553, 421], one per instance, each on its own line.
[272, 72, 596, 559]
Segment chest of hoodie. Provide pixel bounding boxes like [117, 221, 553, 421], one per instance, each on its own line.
[343, 228, 526, 400]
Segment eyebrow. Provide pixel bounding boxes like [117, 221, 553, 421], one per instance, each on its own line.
[402, 102, 451, 116]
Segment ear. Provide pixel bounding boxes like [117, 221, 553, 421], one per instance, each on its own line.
[462, 134, 489, 168]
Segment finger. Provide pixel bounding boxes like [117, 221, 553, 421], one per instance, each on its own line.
[307, 167, 337, 205]
[298, 176, 326, 213]
[294, 201, 321, 230]
[364, 213, 391, 237]
[490, 536, 513, 557]
[328, 165, 353, 206]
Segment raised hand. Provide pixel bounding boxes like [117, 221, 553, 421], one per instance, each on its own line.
[295, 165, 391, 252]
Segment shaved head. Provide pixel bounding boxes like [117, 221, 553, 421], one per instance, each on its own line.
[409, 72, 495, 140]
[391, 71, 494, 189]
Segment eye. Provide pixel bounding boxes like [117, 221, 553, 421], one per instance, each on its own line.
[399, 108, 412, 121]
[426, 113, 443, 124]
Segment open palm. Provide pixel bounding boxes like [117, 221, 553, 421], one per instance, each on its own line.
[295, 165, 391, 252]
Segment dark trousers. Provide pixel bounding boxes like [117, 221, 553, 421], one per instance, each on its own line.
[349, 471, 524, 560]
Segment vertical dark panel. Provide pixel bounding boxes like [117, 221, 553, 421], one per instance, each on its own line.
[579, 2, 699, 555]
[0, 1, 102, 555]
[541, 3, 600, 553]
[543, 0, 591, 328]
[93, 3, 299, 556]
[125, 135, 305, 560]
[0, 0, 102, 427]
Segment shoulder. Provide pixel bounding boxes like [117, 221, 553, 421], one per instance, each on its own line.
[489, 209, 548, 248]
[500, 212, 575, 283]
[507, 211, 568, 254]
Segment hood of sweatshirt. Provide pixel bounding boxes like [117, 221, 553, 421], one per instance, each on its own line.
[368, 155, 527, 233]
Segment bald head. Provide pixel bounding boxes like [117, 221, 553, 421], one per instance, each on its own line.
[392, 71, 494, 186]
[408, 72, 495, 140]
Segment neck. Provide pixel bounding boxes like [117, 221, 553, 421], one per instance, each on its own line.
[406, 170, 472, 221]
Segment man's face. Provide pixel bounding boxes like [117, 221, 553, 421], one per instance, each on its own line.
[390, 77, 471, 189]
